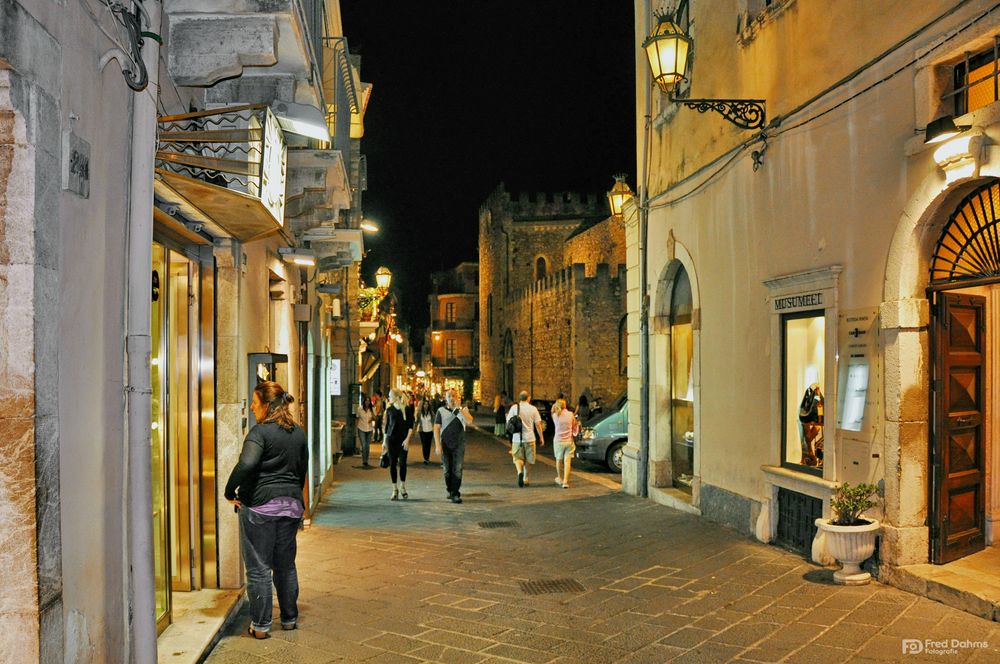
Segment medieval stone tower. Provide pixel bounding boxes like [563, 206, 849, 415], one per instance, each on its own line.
[478, 183, 627, 407]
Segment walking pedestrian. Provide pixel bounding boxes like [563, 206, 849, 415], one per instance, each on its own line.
[551, 399, 578, 488]
[372, 390, 384, 443]
[434, 388, 473, 503]
[381, 389, 411, 500]
[508, 391, 544, 487]
[492, 394, 505, 436]
[355, 396, 374, 466]
[224, 381, 307, 638]
[416, 398, 436, 463]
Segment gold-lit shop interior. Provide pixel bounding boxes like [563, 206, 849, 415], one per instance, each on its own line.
[670, 266, 695, 492]
[151, 241, 217, 633]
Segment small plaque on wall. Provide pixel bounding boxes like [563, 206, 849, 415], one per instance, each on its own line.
[62, 130, 90, 198]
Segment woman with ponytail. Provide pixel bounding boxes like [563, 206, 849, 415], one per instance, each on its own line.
[224, 381, 308, 639]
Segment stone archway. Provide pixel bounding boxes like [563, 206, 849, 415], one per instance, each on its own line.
[647, 236, 702, 506]
[880, 173, 999, 568]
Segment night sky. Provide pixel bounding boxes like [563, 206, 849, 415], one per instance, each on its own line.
[341, 2, 636, 332]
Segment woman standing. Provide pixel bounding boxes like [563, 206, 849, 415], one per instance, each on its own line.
[355, 396, 374, 466]
[551, 399, 577, 489]
[416, 398, 436, 464]
[224, 381, 308, 638]
[382, 389, 411, 500]
[493, 394, 505, 436]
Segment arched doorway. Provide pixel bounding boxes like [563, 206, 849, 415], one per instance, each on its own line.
[667, 266, 695, 492]
[502, 329, 515, 397]
[927, 179, 1000, 563]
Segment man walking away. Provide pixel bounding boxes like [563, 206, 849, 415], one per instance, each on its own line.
[508, 391, 544, 487]
[434, 388, 473, 503]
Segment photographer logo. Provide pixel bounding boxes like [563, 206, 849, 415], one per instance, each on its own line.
[902, 639, 988, 656]
[901, 640, 923, 655]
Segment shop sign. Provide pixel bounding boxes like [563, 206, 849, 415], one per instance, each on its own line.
[836, 308, 879, 437]
[62, 130, 90, 198]
[772, 291, 824, 314]
[329, 359, 342, 396]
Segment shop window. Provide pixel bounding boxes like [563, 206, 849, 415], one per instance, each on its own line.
[950, 39, 1000, 116]
[670, 267, 694, 492]
[782, 311, 825, 475]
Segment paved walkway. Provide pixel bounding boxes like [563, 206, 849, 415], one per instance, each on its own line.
[204, 429, 1000, 663]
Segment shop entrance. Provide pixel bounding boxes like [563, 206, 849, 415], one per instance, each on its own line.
[151, 242, 217, 632]
[927, 180, 1000, 564]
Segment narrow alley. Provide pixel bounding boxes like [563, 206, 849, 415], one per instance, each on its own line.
[203, 428, 1000, 664]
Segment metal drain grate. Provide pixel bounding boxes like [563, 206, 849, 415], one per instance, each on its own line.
[520, 578, 586, 595]
[463, 492, 492, 497]
[478, 520, 519, 529]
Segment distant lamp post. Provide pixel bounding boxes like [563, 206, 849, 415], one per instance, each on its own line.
[360, 219, 379, 233]
[375, 266, 392, 290]
[642, 4, 766, 130]
[607, 175, 635, 222]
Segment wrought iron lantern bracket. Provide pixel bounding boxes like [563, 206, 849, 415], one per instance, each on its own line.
[669, 96, 767, 131]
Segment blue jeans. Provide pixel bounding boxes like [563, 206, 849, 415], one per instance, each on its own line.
[441, 442, 465, 496]
[239, 507, 301, 632]
[357, 429, 372, 464]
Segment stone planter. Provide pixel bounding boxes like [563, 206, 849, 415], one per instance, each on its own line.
[815, 518, 880, 585]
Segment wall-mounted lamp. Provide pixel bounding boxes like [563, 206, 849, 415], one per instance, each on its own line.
[272, 100, 332, 143]
[607, 174, 635, 222]
[360, 219, 380, 233]
[643, 3, 766, 130]
[924, 115, 970, 144]
[278, 247, 316, 267]
[375, 266, 392, 290]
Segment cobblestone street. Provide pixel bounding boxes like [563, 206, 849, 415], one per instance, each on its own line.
[204, 428, 1000, 664]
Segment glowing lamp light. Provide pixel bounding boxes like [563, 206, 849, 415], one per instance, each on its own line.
[278, 247, 316, 267]
[375, 266, 392, 289]
[643, 13, 691, 94]
[416, 370, 427, 378]
[607, 174, 634, 221]
[360, 220, 379, 233]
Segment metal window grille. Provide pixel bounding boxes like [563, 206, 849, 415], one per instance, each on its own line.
[945, 37, 1000, 116]
[775, 488, 822, 555]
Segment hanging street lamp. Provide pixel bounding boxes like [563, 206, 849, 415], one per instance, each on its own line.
[607, 175, 635, 222]
[374, 266, 392, 290]
[642, 3, 766, 131]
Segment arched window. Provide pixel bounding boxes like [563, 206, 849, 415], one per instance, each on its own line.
[618, 316, 627, 376]
[931, 180, 1000, 285]
[502, 329, 515, 396]
[535, 256, 548, 281]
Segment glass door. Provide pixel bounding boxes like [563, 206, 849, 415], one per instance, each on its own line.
[168, 251, 195, 592]
[151, 244, 171, 633]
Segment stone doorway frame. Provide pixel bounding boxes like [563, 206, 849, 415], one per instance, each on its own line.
[648, 234, 702, 506]
[882, 173, 1000, 567]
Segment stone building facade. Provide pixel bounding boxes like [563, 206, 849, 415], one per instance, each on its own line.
[424, 262, 480, 403]
[0, 1, 370, 660]
[479, 184, 626, 408]
[626, 0, 1000, 617]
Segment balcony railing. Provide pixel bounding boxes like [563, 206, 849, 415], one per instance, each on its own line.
[156, 105, 287, 233]
[432, 319, 476, 330]
[432, 356, 475, 368]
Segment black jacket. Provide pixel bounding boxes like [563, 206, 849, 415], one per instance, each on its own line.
[224, 422, 308, 507]
[384, 405, 409, 447]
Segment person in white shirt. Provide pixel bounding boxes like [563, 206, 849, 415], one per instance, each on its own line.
[507, 391, 544, 487]
[551, 399, 578, 488]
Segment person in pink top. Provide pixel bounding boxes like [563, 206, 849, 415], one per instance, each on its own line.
[551, 399, 578, 488]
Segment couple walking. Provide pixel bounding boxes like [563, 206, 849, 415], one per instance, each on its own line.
[507, 391, 578, 488]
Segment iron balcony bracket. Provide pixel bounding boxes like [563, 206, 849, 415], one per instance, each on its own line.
[670, 96, 766, 130]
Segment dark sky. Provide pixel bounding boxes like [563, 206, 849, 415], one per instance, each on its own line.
[341, 2, 636, 330]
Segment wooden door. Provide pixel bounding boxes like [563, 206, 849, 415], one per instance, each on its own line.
[932, 293, 987, 563]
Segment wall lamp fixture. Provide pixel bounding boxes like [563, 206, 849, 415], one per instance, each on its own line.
[607, 174, 635, 222]
[643, 2, 766, 130]
[924, 115, 970, 144]
[360, 219, 380, 233]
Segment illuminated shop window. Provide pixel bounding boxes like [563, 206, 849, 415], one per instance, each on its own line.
[782, 311, 825, 475]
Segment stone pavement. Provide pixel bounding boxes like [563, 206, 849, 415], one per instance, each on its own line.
[203, 428, 1000, 664]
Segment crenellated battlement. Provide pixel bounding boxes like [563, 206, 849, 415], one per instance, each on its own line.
[510, 190, 605, 219]
[508, 262, 626, 303]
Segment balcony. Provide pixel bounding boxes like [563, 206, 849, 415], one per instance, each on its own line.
[155, 105, 289, 242]
[432, 356, 475, 369]
[432, 320, 476, 331]
[285, 149, 350, 235]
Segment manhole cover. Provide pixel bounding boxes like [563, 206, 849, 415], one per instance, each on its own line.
[520, 578, 586, 595]
[479, 520, 519, 529]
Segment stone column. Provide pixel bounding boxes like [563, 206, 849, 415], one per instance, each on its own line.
[880, 298, 931, 566]
[214, 240, 244, 588]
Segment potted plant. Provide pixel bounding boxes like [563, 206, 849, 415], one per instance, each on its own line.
[815, 483, 880, 585]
